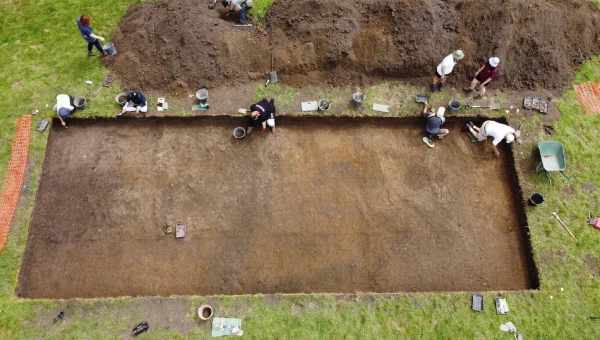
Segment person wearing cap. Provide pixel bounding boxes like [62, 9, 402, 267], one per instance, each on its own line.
[246, 98, 276, 134]
[432, 50, 464, 92]
[76, 15, 107, 57]
[55, 94, 76, 127]
[222, 0, 253, 24]
[421, 103, 449, 148]
[465, 57, 501, 97]
[117, 90, 148, 116]
[467, 120, 521, 156]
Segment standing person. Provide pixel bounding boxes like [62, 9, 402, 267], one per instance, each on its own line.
[76, 15, 106, 57]
[421, 103, 449, 148]
[467, 120, 521, 156]
[465, 57, 501, 97]
[222, 0, 253, 24]
[246, 98, 276, 134]
[117, 90, 148, 116]
[431, 50, 464, 92]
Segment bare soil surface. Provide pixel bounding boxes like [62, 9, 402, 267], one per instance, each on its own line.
[18, 117, 536, 298]
[107, 0, 600, 92]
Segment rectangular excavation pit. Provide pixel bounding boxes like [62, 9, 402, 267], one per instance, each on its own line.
[18, 116, 538, 298]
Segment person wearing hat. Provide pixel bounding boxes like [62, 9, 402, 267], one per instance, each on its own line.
[421, 103, 449, 148]
[432, 50, 464, 92]
[465, 57, 501, 97]
[117, 90, 148, 116]
[76, 15, 107, 57]
[246, 98, 276, 134]
[222, 0, 253, 24]
[467, 120, 521, 156]
[54, 94, 76, 127]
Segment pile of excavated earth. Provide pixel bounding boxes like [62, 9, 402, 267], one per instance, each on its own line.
[108, 0, 600, 92]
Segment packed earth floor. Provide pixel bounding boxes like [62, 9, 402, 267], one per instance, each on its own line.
[18, 117, 537, 299]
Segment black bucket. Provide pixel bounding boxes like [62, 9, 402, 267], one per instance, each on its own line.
[528, 193, 544, 206]
[448, 100, 461, 113]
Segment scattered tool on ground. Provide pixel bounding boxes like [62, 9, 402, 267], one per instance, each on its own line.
[36, 119, 49, 133]
[500, 321, 524, 340]
[212, 317, 243, 337]
[373, 103, 390, 113]
[318, 99, 330, 112]
[352, 91, 365, 107]
[466, 100, 500, 110]
[301, 101, 319, 112]
[588, 212, 600, 231]
[132, 321, 149, 337]
[552, 212, 577, 240]
[472, 294, 484, 312]
[415, 95, 428, 104]
[175, 223, 187, 239]
[102, 74, 113, 87]
[52, 311, 65, 324]
[495, 297, 509, 315]
[523, 95, 549, 114]
[157, 97, 169, 112]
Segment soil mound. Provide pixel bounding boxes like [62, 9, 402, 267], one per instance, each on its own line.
[109, 0, 600, 92]
[108, 0, 271, 92]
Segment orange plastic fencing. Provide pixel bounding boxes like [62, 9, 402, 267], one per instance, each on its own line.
[0, 115, 32, 252]
[574, 82, 600, 115]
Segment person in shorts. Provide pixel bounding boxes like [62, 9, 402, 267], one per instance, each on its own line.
[431, 50, 464, 92]
[465, 57, 500, 97]
[467, 120, 521, 156]
[422, 103, 449, 148]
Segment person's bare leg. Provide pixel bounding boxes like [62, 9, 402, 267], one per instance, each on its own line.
[467, 125, 480, 138]
[437, 129, 450, 139]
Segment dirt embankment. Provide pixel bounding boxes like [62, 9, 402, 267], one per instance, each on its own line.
[108, 0, 600, 92]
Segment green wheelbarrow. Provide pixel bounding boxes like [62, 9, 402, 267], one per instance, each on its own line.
[536, 141, 568, 180]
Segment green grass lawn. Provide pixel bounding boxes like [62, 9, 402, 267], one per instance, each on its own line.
[1, 0, 599, 339]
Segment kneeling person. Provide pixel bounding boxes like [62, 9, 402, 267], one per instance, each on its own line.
[222, 0, 253, 24]
[55, 94, 77, 127]
[422, 104, 449, 148]
[118, 90, 148, 116]
[247, 98, 276, 134]
[467, 120, 520, 156]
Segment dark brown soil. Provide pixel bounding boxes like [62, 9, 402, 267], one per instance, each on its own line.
[108, 0, 600, 92]
[18, 117, 536, 298]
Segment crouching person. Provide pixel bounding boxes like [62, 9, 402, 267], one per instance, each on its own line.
[117, 90, 148, 117]
[467, 120, 521, 157]
[247, 98, 276, 134]
[465, 57, 500, 97]
[422, 104, 449, 148]
[222, 0, 253, 24]
[55, 94, 82, 128]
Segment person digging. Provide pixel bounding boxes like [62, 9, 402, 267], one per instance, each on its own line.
[431, 50, 464, 92]
[117, 90, 148, 117]
[222, 0, 253, 25]
[464, 57, 501, 98]
[246, 98, 276, 135]
[54, 94, 81, 128]
[466, 120, 521, 157]
[76, 15, 107, 57]
[422, 103, 449, 148]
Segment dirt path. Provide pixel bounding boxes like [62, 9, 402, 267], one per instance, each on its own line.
[18, 117, 536, 298]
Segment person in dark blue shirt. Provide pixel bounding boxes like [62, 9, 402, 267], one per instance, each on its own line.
[76, 15, 106, 57]
[118, 91, 148, 116]
[246, 98, 276, 134]
[421, 103, 449, 148]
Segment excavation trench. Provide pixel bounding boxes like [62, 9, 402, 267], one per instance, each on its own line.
[18, 116, 538, 298]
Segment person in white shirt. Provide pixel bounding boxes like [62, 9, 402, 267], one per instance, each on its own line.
[467, 120, 521, 156]
[432, 50, 464, 92]
[55, 94, 75, 127]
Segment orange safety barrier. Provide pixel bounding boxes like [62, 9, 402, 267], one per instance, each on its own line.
[574, 82, 600, 115]
[0, 115, 32, 251]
